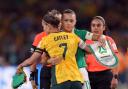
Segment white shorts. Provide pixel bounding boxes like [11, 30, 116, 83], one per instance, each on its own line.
[79, 68, 91, 89]
[79, 67, 89, 81]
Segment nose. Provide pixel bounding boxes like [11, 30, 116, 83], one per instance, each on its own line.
[94, 25, 98, 29]
[67, 21, 71, 25]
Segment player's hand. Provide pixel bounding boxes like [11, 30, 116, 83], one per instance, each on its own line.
[16, 64, 23, 74]
[111, 78, 118, 89]
[48, 56, 62, 65]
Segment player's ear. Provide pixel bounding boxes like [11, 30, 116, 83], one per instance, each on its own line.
[73, 19, 76, 26]
[58, 23, 62, 29]
[103, 25, 106, 31]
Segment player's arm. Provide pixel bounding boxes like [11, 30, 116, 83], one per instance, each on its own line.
[85, 31, 106, 47]
[111, 50, 119, 77]
[29, 44, 44, 87]
[85, 31, 104, 40]
[78, 38, 91, 53]
[17, 51, 42, 71]
[106, 37, 119, 89]
[111, 59, 119, 89]
[27, 34, 41, 88]
[29, 46, 48, 88]
[24, 44, 37, 73]
[40, 52, 50, 65]
[40, 51, 62, 65]
[30, 33, 41, 71]
[47, 56, 63, 65]
[16, 51, 42, 89]
[29, 45, 38, 71]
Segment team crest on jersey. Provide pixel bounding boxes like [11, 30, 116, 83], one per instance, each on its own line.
[98, 46, 107, 54]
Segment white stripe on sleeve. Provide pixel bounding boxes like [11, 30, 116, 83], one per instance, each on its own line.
[85, 31, 93, 40]
[79, 39, 87, 49]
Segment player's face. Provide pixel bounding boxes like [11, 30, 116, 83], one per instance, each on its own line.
[91, 19, 105, 35]
[61, 13, 76, 32]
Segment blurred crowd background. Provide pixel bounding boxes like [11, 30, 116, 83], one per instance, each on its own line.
[0, 0, 128, 89]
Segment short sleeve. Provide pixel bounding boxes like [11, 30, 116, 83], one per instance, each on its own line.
[32, 34, 42, 46]
[35, 38, 46, 54]
[37, 38, 45, 50]
[32, 32, 47, 46]
[73, 34, 80, 43]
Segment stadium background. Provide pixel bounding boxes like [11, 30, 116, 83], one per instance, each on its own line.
[0, 0, 127, 89]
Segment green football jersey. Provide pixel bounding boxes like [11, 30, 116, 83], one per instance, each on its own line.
[73, 28, 88, 68]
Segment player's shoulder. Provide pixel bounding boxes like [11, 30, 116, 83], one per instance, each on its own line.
[74, 28, 88, 37]
[105, 36, 114, 42]
[34, 32, 47, 41]
[105, 35, 117, 45]
[35, 32, 47, 38]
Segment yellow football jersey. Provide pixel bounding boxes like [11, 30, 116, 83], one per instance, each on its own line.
[37, 32, 84, 85]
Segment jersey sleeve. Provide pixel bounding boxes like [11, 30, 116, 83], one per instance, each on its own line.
[79, 30, 88, 40]
[78, 39, 87, 50]
[75, 29, 88, 40]
[85, 31, 93, 40]
[73, 34, 87, 50]
[35, 38, 46, 54]
[32, 34, 41, 47]
[72, 33, 80, 43]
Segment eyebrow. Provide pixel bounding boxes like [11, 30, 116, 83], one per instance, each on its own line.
[91, 23, 101, 25]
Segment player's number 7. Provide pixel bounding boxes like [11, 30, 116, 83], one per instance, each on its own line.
[59, 43, 67, 59]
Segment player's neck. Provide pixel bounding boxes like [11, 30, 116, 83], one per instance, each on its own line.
[50, 28, 60, 33]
